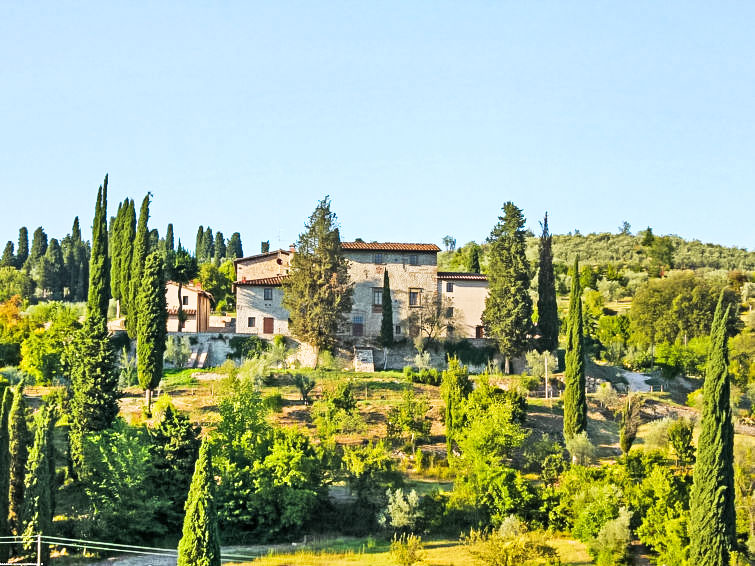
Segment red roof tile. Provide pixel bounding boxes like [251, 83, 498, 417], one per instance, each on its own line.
[233, 249, 291, 264]
[167, 308, 197, 316]
[235, 276, 288, 286]
[437, 272, 488, 281]
[341, 242, 441, 252]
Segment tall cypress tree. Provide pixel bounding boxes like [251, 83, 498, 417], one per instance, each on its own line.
[127, 194, 151, 338]
[177, 440, 221, 566]
[195, 226, 204, 261]
[70, 176, 118, 472]
[201, 227, 214, 262]
[16, 227, 29, 268]
[110, 201, 124, 304]
[29, 227, 48, 267]
[537, 213, 559, 352]
[227, 232, 243, 259]
[213, 231, 226, 263]
[22, 406, 53, 565]
[481, 202, 532, 373]
[41, 238, 65, 298]
[379, 270, 393, 348]
[563, 257, 587, 439]
[119, 199, 136, 318]
[0, 388, 13, 562]
[137, 252, 167, 414]
[8, 384, 29, 536]
[688, 296, 736, 565]
[467, 244, 481, 274]
[1, 242, 14, 268]
[165, 224, 175, 253]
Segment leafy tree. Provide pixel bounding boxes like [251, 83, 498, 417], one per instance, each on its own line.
[293, 373, 315, 405]
[16, 227, 28, 268]
[688, 296, 737, 565]
[386, 389, 431, 448]
[8, 384, 29, 536]
[442, 235, 456, 252]
[482, 202, 532, 373]
[0, 388, 13, 562]
[198, 262, 233, 311]
[127, 194, 151, 338]
[563, 257, 587, 439]
[407, 291, 456, 343]
[0, 242, 14, 268]
[536, 212, 559, 352]
[21, 406, 54, 565]
[441, 356, 472, 454]
[149, 402, 201, 531]
[0, 267, 34, 302]
[167, 246, 198, 332]
[282, 197, 352, 360]
[227, 232, 243, 259]
[668, 418, 695, 468]
[380, 269, 394, 348]
[29, 226, 48, 267]
[137, 252, 167, 414]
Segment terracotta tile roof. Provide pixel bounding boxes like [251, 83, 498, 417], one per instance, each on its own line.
[233, 249, 290, 264]
[437, 272, 488, 281]
[341, 242, 441, 252]
[167, 281, 214, 300]
[235, 275, 288, 286]
[167, 308, 197, 316]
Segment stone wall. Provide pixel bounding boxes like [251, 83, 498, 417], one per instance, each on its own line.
[236, 285, 290, 336]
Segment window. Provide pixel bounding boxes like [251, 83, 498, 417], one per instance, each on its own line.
[263, 287, 273, 301]
[409, 254, 418, 266]
[409, 288, 421, 307]
[182, 295, 189, 306]
[395, 325, 401, 335]
[248, 317, 256, 327]
[446, 307, 454, 317]
[372, 288, 383, 312]
[475, 326, 484, 339]
[352, 314, 364, 337]
[374, 253, 384, 264]
[446, 281, 454, 292]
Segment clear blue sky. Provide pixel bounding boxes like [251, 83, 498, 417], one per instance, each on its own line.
[2, 2, 754, 253]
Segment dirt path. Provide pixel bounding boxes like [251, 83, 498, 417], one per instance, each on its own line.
[620, 369, 651, 392]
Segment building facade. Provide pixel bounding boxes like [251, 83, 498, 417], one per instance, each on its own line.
[234, 242, 488, 340]
[166, 281, 213, 333]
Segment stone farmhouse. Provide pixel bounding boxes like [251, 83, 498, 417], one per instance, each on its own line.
[234, 242, 489, 341]
[165, 281, 213, 333]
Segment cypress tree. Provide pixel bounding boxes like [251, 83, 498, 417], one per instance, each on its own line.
[42, 238, 65, 298]
[467, 243, 481, 274]
[688, 296, 736, 565]
[202, 227, 214, 262]
[127, 194, 151, 338]
[16, 227, 29, 268]
[137, 252, 167, 414]
[563, 257, 587, 439]
[195, 226, 204, 261]
[149, 229, 160, 254]
[379, 270, 393, 348]
[119, 199, 136, 317]
[481, 202, 532, 373]
[86, 176, 110, 320]
[21, 406, 53, 565]
[177, 440, 221, 566]
[8, 384, 29, 536]
[70, 176, 118, 471]
[165, 224, 175, 253]
[227, 232, 243, 259]
[537, 213, 559, 353]
[72, 216, 81, 242]
[29, 227, 47, 267]
[110, 201, 124, 304]
[0, 388, 13, 562]
[0, 242, 14, 268]
[214, 231, 226, 263]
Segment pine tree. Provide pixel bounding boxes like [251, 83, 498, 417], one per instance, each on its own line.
[177, 440, 221, 566]
[165, 224, 175, 253]
[1, 242, 14, 268]
[467, 244, 481, 274]
[16, 227, 29, 268]
[282, 197, 352, 360]
[137, 252, 167, 414]
[119, 199, 136, 317]
[8, 384, 29, 536]
[127, 194, 151, 338]
[380, 269, 394, 348]
[0, 388, 13, 562]
[537, 213, 559, 353]
[481, 202, 532, 373]
[70, 176, 118, 471]
[213, 231, 226, 263]
[227, 232, 243, 259]
[563, 257, 587, 439]
[21, 406, 53, 565]
[688, 296, 736, 565]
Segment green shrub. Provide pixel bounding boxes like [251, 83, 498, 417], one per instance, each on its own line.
[589, 507, 632, 565]
[443, 339, 498, 367]
[390, 533, 425, 566]
[565, 431, 596, 466]
[263, 391, 284, 413]
[164, 336, 191, 368]
[227, 335, 268, 360]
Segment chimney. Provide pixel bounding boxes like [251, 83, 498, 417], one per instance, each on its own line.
[289, 244, 296, 254]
